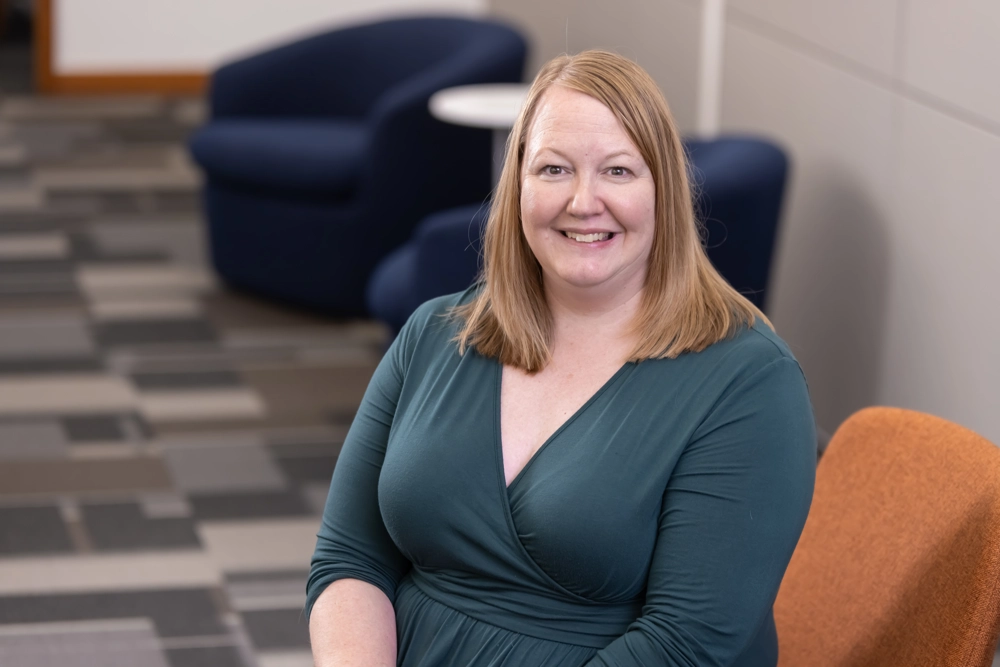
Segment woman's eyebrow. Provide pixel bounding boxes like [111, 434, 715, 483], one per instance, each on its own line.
[529, 146, 571, 161]
[603, 150, 640, 161]
[530, 147, 639, 161]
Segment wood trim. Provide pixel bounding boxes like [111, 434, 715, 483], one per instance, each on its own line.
[43, 73, 207, 95]
[34, 0, 54, 93]
[33, 0, 208, 95]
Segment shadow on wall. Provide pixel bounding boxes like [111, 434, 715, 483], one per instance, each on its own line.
[770, 161, 889, 438]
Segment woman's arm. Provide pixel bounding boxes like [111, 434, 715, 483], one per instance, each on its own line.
[310, 579, 397, 667]
[307, 302, 434, 663]
[586, 356, 817, 666]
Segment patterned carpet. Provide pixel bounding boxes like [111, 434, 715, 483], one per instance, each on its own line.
[0, 91, 385, 666]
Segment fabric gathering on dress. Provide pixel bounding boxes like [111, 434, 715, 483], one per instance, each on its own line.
[307, 289, 816, 666]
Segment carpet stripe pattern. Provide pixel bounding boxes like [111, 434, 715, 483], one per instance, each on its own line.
[0, 93, 384, 667]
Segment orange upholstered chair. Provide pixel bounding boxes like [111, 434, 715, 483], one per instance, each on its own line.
[774, 407, 1000, 666]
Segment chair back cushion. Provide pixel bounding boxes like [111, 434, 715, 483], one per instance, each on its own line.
[212, 16, 526, 119]
[774, 407, 1000, 666]
[686, 137, 788, 312]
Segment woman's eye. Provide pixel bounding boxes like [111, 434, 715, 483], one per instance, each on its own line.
[543, 165, 564, 176]
[609, 166, 628, 176]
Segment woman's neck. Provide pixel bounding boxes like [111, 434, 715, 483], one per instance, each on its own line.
[545, 284, 644, 359]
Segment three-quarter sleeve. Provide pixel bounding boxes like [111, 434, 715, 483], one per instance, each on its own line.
[304, 315, 418, 617]
[586, 356, 816, 666]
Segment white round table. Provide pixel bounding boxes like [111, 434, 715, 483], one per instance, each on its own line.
[429, 83, 531, 184]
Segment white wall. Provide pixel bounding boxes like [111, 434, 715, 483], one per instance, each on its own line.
[491, 0, 1000, 444]
[54, 0, 488, 74]
[490, 0, 702, 133]
[721, 0, 1000, 443]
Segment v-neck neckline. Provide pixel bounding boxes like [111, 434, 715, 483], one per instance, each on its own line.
[493, 359, 635, 494]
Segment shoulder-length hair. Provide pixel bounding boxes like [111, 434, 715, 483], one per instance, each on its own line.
[453, 49, 770, 373]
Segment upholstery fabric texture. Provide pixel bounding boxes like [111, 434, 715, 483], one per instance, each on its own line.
[774, 406, 1000, 667]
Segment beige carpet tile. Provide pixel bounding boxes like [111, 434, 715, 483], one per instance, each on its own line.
[0, 375, 137, 416]
[161, 444, 285, 494]
[41, 144, 178, 170]
[256, 651, 315, 667]
[0, 96, 166, 121]
[0, 457, 172, 496]
[35, 165, 200, 192]
[172, 99, 208, 127]
[0, 184, 43, 211]
[86, 219, 206, 266]
[88, 296, 202, 320]
[0, 232, 70, 259]
[0, 553, 222, 596]
[0, 143, 27, 167]
[138, 389, 266, 423]
[240, 366, 375, 423]
[0, 618, 170, 667]
[138, 492, 193, 519]
[196, 519, 321, 574]
[202, 291, 346, 330]
[76, 264, 216, 298]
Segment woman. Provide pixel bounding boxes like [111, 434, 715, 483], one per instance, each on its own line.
[308, 50, 815, 666]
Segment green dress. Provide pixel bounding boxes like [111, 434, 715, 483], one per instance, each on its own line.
[307, 290, 816, 666]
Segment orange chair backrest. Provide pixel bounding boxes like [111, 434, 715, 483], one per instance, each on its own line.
[774, 407, 1000, 667]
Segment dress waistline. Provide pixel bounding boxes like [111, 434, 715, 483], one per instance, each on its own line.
[407, 567, 641, 649]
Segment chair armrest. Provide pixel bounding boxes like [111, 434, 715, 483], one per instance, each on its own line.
[356, 36, 523, 212]
[412, 205, 489, 299]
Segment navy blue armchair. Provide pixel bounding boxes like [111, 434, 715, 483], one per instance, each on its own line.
[367, 136, 789, 334]
[189, 17, 526, 315]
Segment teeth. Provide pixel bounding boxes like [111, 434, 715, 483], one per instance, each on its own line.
[564, 231, 612, 243]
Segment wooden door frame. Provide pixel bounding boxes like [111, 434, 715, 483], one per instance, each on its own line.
[34, 0, 207, 94]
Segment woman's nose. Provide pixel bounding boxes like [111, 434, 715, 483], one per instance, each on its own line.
[566, 176, 604, 218]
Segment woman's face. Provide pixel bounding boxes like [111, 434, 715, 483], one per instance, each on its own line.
[520, 86, 656, 305]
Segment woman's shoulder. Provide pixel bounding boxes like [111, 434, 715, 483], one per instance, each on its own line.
[392, 285, 478, 358]
[403, 285, 477, 333]
[651, 317, 805, 392]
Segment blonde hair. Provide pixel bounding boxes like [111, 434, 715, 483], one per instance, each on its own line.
[454, 50, 770, 373]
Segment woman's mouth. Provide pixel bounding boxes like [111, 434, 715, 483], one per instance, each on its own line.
[561, 231, 614, 243]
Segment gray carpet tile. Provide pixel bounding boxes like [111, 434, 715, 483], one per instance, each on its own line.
[0, 505, 74, 555]
[61, 415, 127, 442]
[130, 370, 243, 391]
[271, 452, 339, 485]
[188, 490, 311, 521]
[164, 646, 246, 667]
[69, 230, 171, 263]
[0, 314, 94, 357]
[80, 502, 201, 551]
[0, 258, 75, 273]
[240, 609, 310, 651]
[0, 589, 228, 637]
[0, 420, 69, 459]
[94, 319, 218, 346]
[224, 569, 311, 585]
[0, 357, 103, 375]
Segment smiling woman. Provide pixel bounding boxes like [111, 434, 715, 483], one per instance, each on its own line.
[455, 50, 767, 373]
[307, 50, 816, 667]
